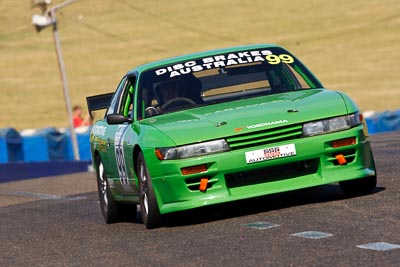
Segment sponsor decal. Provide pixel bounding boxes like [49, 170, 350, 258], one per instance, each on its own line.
[245, 144, 296, 164]
[246, 119, 288, 129]
[92, 125, 106, 136]
[155, 50, 294, 78]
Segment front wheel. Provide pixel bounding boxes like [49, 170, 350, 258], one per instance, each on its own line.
[137, 152, 162, 228]
[339, 175, 377, 196]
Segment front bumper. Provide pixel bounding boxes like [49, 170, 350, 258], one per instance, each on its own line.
[144, 126, 376, 214]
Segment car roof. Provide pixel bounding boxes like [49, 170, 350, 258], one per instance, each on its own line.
[126, 44, 281, 75]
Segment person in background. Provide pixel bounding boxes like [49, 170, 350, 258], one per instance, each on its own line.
[73, 105, 91, 127]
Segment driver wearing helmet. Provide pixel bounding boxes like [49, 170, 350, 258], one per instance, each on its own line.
[144, 78, 198, 117]
[159, 80, 180, 104]
[144, 79, 182, 117]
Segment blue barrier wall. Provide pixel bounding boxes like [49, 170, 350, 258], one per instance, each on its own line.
[0, 127, 92, 181]
[0, 160, 92, 182]
[0, 127, 91, 164]
[365, 110, 400, 134]
[65, 131, 92, 160]
[22, 135, 49, 162]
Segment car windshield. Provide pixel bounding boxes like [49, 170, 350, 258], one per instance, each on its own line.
[138, 47, 322, 119]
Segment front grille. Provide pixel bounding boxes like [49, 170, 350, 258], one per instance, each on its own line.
[225, 159, 319, 188]
[226, 124, 303, 150]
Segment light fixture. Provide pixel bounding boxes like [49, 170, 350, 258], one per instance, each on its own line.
[31, 0, 80, 161]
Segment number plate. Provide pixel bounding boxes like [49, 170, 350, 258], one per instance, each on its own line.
[245, 144, 296, 164]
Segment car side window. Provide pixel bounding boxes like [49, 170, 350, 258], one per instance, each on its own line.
[118, 76, 136, 118]
[106, 77, 128, 117]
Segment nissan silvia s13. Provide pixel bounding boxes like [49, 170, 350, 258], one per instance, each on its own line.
[87, 44, 377, 228]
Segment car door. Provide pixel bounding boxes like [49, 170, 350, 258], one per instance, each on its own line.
[103, 76, 138, 195]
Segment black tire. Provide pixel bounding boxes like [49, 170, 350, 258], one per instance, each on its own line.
[137, 152, 162, 229]
[339, 175, 377, 196]
[96, 156, 137, 223]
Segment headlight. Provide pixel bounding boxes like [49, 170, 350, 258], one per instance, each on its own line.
[156, 139, 230, 160]
[303, 112, 361, 137]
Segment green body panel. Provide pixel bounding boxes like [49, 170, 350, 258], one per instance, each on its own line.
[89, 44, 376, 215]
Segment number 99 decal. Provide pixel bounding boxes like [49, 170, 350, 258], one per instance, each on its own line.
[265, 54, 294, 65]
[114, 125, 131, 190]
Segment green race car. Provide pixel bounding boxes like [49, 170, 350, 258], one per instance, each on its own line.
[87, 44, 376, 228]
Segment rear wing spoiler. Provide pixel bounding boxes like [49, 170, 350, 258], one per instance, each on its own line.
[86, 92, 114, 120]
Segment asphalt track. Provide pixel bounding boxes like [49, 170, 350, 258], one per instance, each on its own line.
[0, 132, 399, 266]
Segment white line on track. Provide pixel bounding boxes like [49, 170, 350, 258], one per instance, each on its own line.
[357, 242, 400, 251]
[0, 190, 86, 201]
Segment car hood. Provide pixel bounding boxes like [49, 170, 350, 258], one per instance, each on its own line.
[141, 89, 349, 145]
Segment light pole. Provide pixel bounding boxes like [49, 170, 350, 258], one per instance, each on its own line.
[32, 0, 80, 161]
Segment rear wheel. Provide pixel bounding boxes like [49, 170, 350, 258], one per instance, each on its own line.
[137, 152, 162, 228]
[96, 158, 118, 223]
[339, 175, 377, 196]
[96, 156, 137, 223]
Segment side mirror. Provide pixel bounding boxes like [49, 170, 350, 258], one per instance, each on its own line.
[106, 114, 133, 125]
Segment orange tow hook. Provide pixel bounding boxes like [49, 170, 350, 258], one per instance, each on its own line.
[335, 154, 347, 165]
[199, 178, 209, 192]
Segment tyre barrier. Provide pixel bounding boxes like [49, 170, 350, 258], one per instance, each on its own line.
[0, 126, 92, 182]
[364, 110, 400, 134]
[0, 128, 24, 163]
